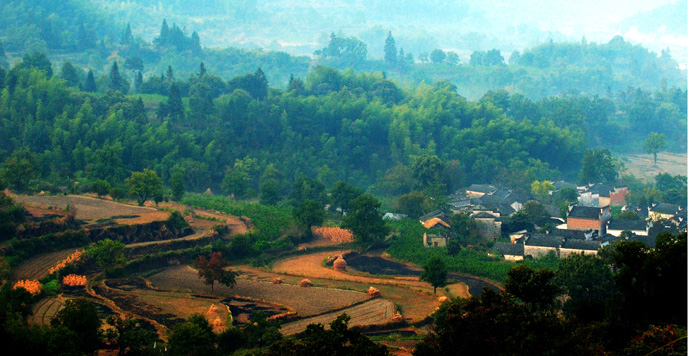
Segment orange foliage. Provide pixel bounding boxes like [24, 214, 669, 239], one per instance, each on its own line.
[312, 227, 354, 243]
[13, 279, 41, 294]
[48, 250, 83, 275]
[62, 274, 87, 286]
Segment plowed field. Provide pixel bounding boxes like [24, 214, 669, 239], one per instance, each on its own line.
[279, 298, 395, 335]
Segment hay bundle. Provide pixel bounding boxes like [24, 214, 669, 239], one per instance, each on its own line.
[438, 296, 448, 302]
[368, 286, 381, 298]
[207, 304, 219, 314]
[272, 278, 283, 284]
[38, 191, 45, 196]
[62, 274, 87, 286]
[390, 312, 404, 323]
[333, 255, 347, 271]
[212, 316, 224, 328]
[204, 188, 213, 195]
[299, 279, 313, 287]
[13, 280, 41, 294]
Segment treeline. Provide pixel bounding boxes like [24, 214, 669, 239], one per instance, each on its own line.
[415, 232, 687, 355]
[0, 57, 687, 200]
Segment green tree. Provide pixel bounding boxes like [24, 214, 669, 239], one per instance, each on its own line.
[60, 61, 80, 87]
[84, 69, 97, 92]
[420, 256, 448, 294]
[259, 164, 282, 205]
[555, 253, 615, 322]
[643, 132, 666, 165]
[170, 170, 185, 201]
[126, 169, 164, 206]
[530, 180, 554, 203]
[430, 49, 446, 63]
[193, 252, 239, 293]
[164, 83, 184, 119]
[106, 315, 158, 356]
[168, 314, 216, 356]
[412, 154, 446, 196]
[342, 194, 388, 250]
[504, 265, 559, 312]
[85, 238, 126, 270]
[329, 181, 363, 217]
[578, 148, 619, 184]
[293, 200, 326, 237]
[90, 179, 111, 197]
[265, 314, 389, 356]
[109, 61, 122, 91]
[51, 299, 101, 354]
[1, 148, 37, 192]
[384, 31, 397, 64]
[397, 191, 433, 218]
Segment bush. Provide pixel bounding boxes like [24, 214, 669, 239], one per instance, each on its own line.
[90, 180, 111, 197]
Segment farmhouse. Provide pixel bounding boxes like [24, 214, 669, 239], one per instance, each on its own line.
[578, 184, 628, 207]
[524, 234, 563, 258]
[492, 242, 524, 261]
[465, 184, 497, 198]
[649, 203, 683, 221]
[471, 211, 502, 240]
[423, 232, 450, 248]
[566, 205, 611, 231]
[559, 239, 601, 258]
[607, 219, 650, 237]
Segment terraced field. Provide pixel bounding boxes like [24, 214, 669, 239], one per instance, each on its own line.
[147, 265, 370, 317]
[15, 195, 168, 224]
[279, 298, 396, 336]
[13, 249, 80, 280]
[30, 297, 64, 325]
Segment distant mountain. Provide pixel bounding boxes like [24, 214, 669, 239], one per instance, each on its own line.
[617, 0, 686, 36]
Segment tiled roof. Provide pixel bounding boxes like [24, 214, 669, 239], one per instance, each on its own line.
[608, 219, 647, 232]
[568, 206, 601, 219]
[493, 242, 524, 256]
[467, 184, 497, 194]
[650, 203, 681, 215]
[561, 239, 601, 251]
[526, 234, 563, 248]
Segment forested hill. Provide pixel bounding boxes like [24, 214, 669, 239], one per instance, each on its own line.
[0, 60, 686, 200]
[0, 1, 686, 99]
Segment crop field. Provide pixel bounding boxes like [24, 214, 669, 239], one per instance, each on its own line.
[618, 151, 687, 182]
[29, 297, 65, 325]
[13, 248, 80, 280]
[147, 265, 370, 317]
[279, 298, 396, 336]
[15, 195, 169, 225]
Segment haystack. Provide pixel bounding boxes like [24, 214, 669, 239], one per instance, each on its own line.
[438, 296, 448, 302]
[333, 255, 347, 271]
[212, 316, 224, 328]
[272, 278, 283, 284]
[368, 286, 381, 298]
[390, 312, 404, 323]
[207, 304, 219, 314]
[299, 279, 313, 287]
[204, 188, 213, 195]
[38, 191, 45, 196]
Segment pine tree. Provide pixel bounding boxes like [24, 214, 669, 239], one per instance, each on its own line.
[109, 62, 122, 91]
[191, 31, 202, 55]
[0, 41, 7, 68]
[156, 19, 170, 47]
[384, 31, 397, 64]
[84, 69, 97, 92]
[134, 71, 143, 92]
[166, 83, 184, 119]
[60, 61, 80, 87]
[166, 65, 174, 82]
[121, 23, 133, 46]
[198, 62, 206, 78]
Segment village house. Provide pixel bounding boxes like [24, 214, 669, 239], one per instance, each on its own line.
[465, 184, 497, 199]
[471, 211, 502, 240]
[649, 203, 683, 221]
[607, 219, 651, 237]
[566, 205, 611, 232]
[523, 234, 563, 258]
[578, 183, 628, 207]
[559, 239, 601, 258]
[492, 242, 524, 261]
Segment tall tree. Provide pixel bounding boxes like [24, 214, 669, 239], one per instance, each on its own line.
[430, 49, 446, 63]
[165, 83, 184, 119]
[420, 256, 448, 294]
[643, 132, 666, 165]
[108, 61, 122, 91]
[578, 148, 618, 184]
[121, 23, 133, 46]
[51, 300, 101, 354]
[85, 238, 126, 270]
[84, 69, 97, 92]
[342, 194, 388, 250]
[329, 181, 363, 216]
[198, 62, 207, 78]
[60, 61, 80, 87]
[293, 199, 325, 238]
[1, 148, 37, 192]
[384, 31, 397, 64]
[134, 70, 143, 91]
[194, 252, 239, 292]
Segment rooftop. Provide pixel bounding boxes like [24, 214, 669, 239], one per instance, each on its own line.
[608, 219, 647, 232]
[493, 242, 525, 256]
[561, 239, 601, 251]
[526, 234, 563, 248]
[568, 206, 602, 220]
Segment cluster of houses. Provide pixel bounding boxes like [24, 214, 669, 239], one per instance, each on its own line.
[390, 182, 687, 260]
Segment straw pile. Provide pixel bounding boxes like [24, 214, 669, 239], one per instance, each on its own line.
[367, 286, 381, 298]
[272, 278, 283, 284]
[333, 255, 347, 271]
[390, 312, 404, 323]
[299, 279, 313, 287]
[438, 296, 448, 302]
[62, 274, 87, 286]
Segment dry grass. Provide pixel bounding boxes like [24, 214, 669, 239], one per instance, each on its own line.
[147, 265, 369, 317]
[618, 152, 687, 183]
[15, 195, 168, 225]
